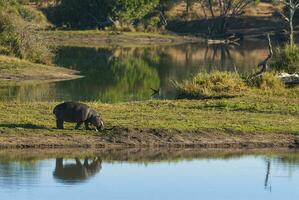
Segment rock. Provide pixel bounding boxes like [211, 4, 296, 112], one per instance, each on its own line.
[278, 72, 299, 84]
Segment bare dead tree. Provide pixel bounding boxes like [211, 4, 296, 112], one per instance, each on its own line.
[254, 34, 273, 77]
[277, 0, 299, 46]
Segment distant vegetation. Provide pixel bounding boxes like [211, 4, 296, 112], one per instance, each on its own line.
[39, 0, 162, 30]
[0, 0, 52, 64]
[17, 0, 259, 34]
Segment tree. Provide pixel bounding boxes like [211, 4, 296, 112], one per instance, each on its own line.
[277, 0, 299, 46]
[44, 0, 161, 29]
[197, 0, 256, 35]
[112, 0, 160, 23]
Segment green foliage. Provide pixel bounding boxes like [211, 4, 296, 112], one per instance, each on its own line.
[0, 0, 52, 64]
[136, 15, 162, 32]
[44, 0, 160, 29]
[174, 71, 247, 99]
[112, 0, 160, 23]
[271, 45, 299, 74]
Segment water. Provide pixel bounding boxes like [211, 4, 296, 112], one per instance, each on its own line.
[0, 40, 274, 102]
[0, 150, 299, 200]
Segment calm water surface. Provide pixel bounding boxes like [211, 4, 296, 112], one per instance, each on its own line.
[0, 150, 299, 200]
[0, 39, 275, 102]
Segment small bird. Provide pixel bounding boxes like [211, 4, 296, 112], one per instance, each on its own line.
[151, 87, 161, 97]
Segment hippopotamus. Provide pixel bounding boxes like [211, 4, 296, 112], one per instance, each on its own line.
[53, 102, 104, 131]
[53, 157, 102, 184]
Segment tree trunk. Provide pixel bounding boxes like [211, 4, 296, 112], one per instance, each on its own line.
[289, 0, 294, 46]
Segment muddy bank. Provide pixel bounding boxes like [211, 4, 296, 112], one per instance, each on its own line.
[0, 128, 298, 149]
[0, 148, 297, 162]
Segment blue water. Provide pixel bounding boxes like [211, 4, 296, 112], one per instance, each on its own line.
[0, 152, 299, 200]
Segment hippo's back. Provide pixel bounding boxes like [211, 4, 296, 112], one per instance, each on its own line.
[53, 102, 90, 122]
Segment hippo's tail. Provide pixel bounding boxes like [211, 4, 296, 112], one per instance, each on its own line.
[53, 106, 57, 114]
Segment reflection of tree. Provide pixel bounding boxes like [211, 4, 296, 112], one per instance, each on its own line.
[54, 47, 160, 102]
[0, 159, 40, 188]
[0, 82, 55, 101]
[263, 153, 299, 191]
[53, 157, 102, 184]
[101, 57, 160, 102]
[264, 159, 271, 191]
[203, 44, 235, 72]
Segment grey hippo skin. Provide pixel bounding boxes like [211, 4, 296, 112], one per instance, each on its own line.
[53, 102, 104, 131]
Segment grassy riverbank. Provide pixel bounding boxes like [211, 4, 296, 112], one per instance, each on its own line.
[0, 55, 81, 82]
[0, 90, 298, 148]
[40, 30, 202, 47]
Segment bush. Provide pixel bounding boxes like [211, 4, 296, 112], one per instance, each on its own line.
[174, 71, 247, 99]
[245, 72, 285, 91]
[174, 71, 287, 99]
[0, 0, 52, 64]
[18, 5, 50, 29]
[271, 45, 299, 74]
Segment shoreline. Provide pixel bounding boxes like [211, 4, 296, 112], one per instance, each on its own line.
[0, 128, 298, 149]
[0, 147, 298, 161]
[0, 55, 82, 82]
[40, 30, 203, 47]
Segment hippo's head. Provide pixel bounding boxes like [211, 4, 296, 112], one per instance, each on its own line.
[90, 114, 104, 132]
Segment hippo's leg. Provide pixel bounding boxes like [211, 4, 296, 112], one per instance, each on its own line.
[84, 158, 89, 166]
[75, 122, 83, 130]
[56, 119, 64, 129]
[84, 121, 90, 130]
[75, 158, 82, 166]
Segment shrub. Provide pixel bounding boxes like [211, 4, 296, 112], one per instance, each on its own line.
[271, 45, 299, 74]
[245, 72, 285, 91]
[174, 71, 287, 99]
[174, 71, 247, 99]
[0, 0, 52, 64]
[18, 5, 50, 29]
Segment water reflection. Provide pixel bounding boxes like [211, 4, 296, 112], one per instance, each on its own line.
[53, 157, 102, 184]
[0, 40, 281, 102]
[0, 150, 299, 200]
[264, 159, 272, 192]
[0, 159, 40, 188]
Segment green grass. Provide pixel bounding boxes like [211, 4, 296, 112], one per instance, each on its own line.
[0, 91, 299, 135]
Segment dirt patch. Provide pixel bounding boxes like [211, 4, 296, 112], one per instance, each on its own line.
[0, 128, 298, 149]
